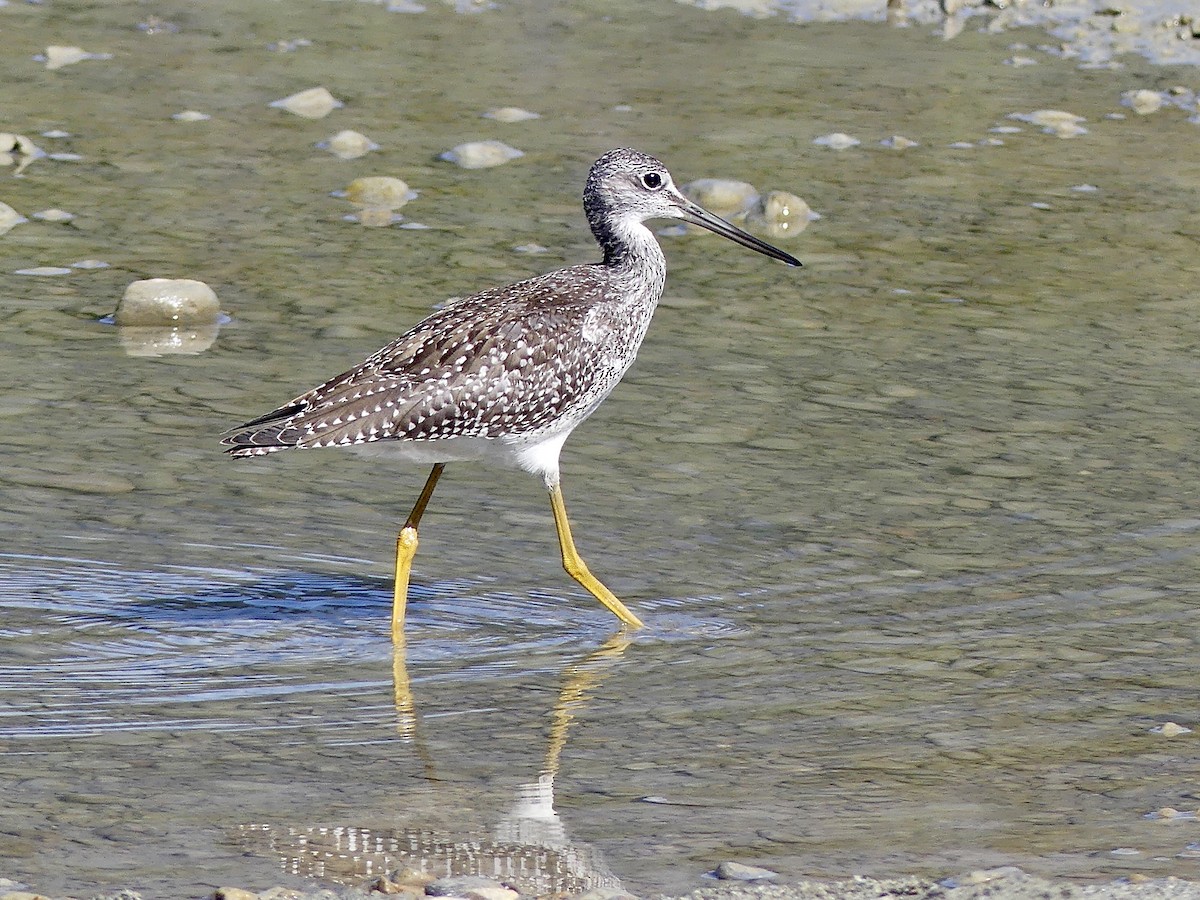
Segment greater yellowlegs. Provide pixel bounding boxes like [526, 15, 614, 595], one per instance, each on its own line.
[223, 148, 801, 636]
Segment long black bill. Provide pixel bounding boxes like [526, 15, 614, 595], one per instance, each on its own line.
[677, 199, 802, 268]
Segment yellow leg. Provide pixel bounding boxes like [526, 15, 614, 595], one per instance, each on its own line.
[393, 463, 445, 641]
[548, 481, 644, 629]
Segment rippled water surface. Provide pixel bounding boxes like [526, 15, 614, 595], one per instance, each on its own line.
[2, 1, 1200, 898]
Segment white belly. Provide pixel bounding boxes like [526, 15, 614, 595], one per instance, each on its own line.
[347, 429, 570, 486]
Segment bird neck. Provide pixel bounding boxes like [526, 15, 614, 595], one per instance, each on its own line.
[591, 211, 667, 277]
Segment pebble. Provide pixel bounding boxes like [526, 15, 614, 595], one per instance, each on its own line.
[1146, 807, 1197, 820]
[880, 135, 918, 149]
[1, 133, 46, 174]
[1151, 722, 1192, 736]
[39, 45, 113, 70]
[482, 107, 540, 122]
[171, 110, 212, 122]
[440, 140, 523, 168]
[71, 259, 110, 269]
[812, 132, 860, 149]
[267, 38, 313, 53]
[1005, 55, 1038, 66]
[465, 889, 519, 900]
[1008, 109, 1088, 138]
[318, 129, 379, 159]
[269, 86, 343, 119]
[14, 266, 72, 276]
[713, 861, 780, 882]
[1121, 89, 1164, 114]
[31, 209, 74, 222]
[940, 867, 1027, 888]
[0, 202, 27, 235]
[1, 133, 44, 158]
[115, 278, 221, 326]
[425, 876, 514, 898]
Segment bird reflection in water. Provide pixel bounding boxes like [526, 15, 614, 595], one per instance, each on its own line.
[242, 632, 633, 895]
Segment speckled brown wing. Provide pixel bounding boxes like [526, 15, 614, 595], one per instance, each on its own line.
[223, 265, 615, 457]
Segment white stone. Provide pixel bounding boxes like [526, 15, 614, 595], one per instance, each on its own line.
[812, 132, 860, 150]
[269, 86, 343, 119]
[682, 179, 758, 214]
[1121, 89, 1164, 114]
[42, 45, 112, 70]
[1008, 109, 1088, 137]
[15, 266, 72, 275]
[0, 201, 26, 235]
[319, 130, 379, 159]
[440, 140, 523, 169]
[32, 208, 74, 222]
[482, 107, 540, 123]
[343, 176, 416, 208]
[116, 278, 221, 326]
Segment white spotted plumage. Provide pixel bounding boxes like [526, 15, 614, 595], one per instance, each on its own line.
[223, 148, 800, 487]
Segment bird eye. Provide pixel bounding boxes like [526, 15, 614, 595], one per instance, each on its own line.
[641, 171, 663, 190]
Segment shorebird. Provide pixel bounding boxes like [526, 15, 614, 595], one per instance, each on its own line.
[223, 148, 801, 637]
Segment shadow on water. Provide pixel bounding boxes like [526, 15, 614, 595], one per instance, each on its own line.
[0, 550, 729, 895]
[0, 549, 742, 740]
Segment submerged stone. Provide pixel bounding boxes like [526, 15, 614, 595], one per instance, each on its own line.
[15, 266, 72, 276]
[319, 129, 379, 159]
[0, 202, 27, 235]
[344, 176, 416, 208]
[813, 132, 860, 149]
[269, 86, 343, 119]
[482, 107, 540, 122]
[682, 178, 758, 215]
[40, 45, 113, 70]
[440, 140, 523, 169]
[745, 190, 815, 238]
[426, 876, 512, 897]
[1121, 89, 1164, 115]
[31, 208, 75, 222]
[116, 278, 221, 326]
[713, 861, 779, 881]
[1008, 109, 1088, 137]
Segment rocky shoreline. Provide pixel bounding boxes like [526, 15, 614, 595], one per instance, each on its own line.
[6, 867, 1200, 900]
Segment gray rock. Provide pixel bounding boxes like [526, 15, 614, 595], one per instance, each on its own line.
[713, 862, 780, 882]
[426, 878, 512, 899]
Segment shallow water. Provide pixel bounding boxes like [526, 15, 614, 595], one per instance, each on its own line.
[2, 1, 1200, 898]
